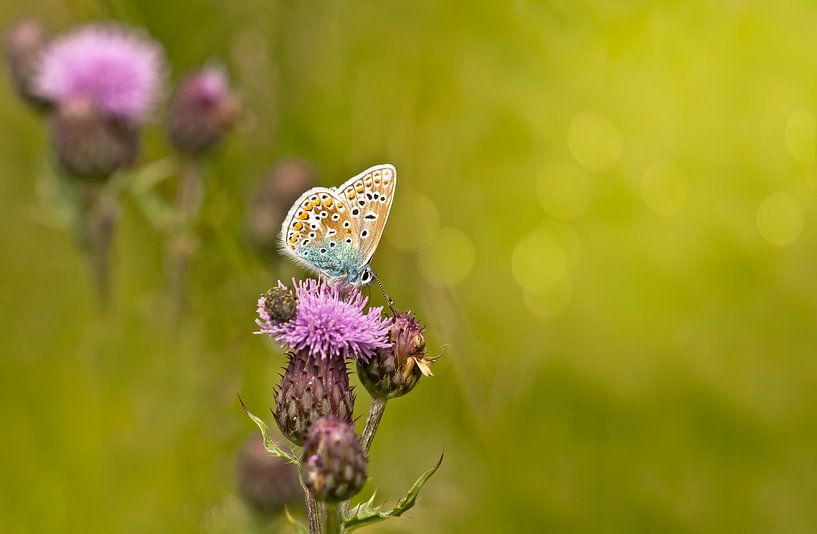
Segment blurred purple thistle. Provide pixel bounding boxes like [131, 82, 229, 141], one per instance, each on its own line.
[167, 65, 240, 156]
[34, 22, 165, 122]
[31, 23, 165, 307]
[3, 17, 50, 109]
[236, 434, 303, 515]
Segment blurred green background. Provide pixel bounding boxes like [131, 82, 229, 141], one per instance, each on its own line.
[3, 1, 817, 532]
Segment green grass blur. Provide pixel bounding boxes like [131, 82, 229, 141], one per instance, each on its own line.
[3, 1, 817, 532]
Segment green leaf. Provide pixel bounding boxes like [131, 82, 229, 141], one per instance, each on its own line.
[237, 394, 299, 464]
[284, 507, 310, 534]
[127, 158, 178, 231]
[128, 157, 176, 194]
[343, 453, 443, 532]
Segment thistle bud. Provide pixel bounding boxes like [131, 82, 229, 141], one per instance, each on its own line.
[261, 286, 296, 322]
[167, 66, 240, 157]
[301, 415, 367, 502]
[3, 17, 50, 108]
[273, 350, 355, 446]
[357, 311, 431, 399]
[236, 434, 303, 514]
[51, 97, 139, 180]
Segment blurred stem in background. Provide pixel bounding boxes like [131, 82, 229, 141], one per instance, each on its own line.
[168, 157, 202, 315]
[75, 180, 118, 308]
[164, 65, 240, 315]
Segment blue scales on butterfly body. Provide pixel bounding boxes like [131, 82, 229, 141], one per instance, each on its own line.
[280, 164, 397, 286]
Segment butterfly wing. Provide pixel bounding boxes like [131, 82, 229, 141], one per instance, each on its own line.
[280, 187, 361, 278]
[335, 164, 397, 263]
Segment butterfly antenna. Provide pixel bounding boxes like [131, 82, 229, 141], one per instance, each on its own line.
[373, 272, 396, 315]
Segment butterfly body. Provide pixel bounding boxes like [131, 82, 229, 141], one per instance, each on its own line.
[280, 164, 396, 286]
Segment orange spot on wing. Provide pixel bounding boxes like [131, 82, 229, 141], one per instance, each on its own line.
[323, 198, 333, 207]
[293, 221, 303, 230]
[298, 212, 309, 220]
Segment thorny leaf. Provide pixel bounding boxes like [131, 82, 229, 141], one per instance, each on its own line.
[343, 453, 443, 531]
[238, 394, 299, 464]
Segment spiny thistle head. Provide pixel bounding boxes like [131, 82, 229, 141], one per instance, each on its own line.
[273, 349, 354, 446]
[3, 17, 50, 108]
[51, 96, 139, 179]
[236, 434, 303, 515]
[357, 310, 431, 399]
[34, 23, 165, 123]
[167, 65, 240, 156]
[301, 415, 367, 502]
[257, 279, 391, 362]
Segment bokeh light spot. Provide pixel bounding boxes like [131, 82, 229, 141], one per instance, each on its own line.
[761, 107, 790, 159]
[785, 110, 815, 164]
[757, 193, 803, 246]
[539, 222, 581, 271]
[523, 279, 572, 320]
[386, 190, 440, 251]
[511, 232, 566, 294]
[536, 162, 591, 220]
[418, 227, 475, 287]
[567, 111, 622, 171]
[641, 161, 688, 216]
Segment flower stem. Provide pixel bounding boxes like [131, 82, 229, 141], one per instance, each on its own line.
[76, 182, 117, 308]
[169, 157, 202, 315]
[324, 503, 340, 534]
[298, 471, 322, 534]
[360, 396, 388, 454]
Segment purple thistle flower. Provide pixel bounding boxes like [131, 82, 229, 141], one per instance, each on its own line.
[257, 279, 391, 362]
[34, 23, 164, 122]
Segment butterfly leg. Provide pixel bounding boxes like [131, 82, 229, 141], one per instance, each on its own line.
[373, 271, 396, 315]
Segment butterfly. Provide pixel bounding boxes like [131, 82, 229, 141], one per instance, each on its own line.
[280, 163, 397, 286]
